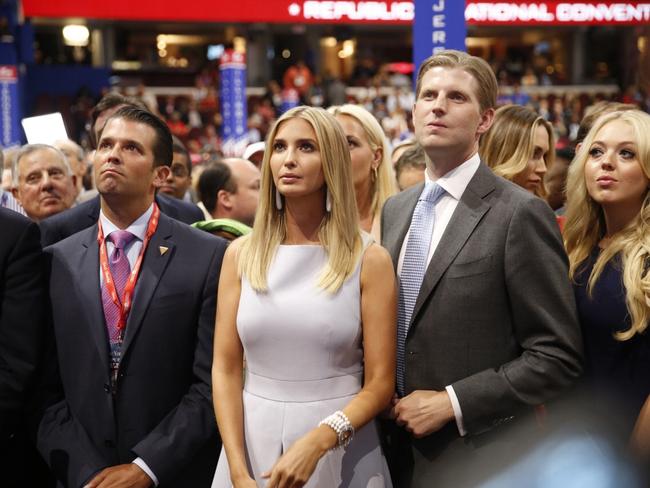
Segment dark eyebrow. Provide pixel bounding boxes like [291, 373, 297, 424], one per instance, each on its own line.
[99, 136, 145, 152]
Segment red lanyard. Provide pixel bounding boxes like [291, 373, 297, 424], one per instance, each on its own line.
[97, 204, 160, 331]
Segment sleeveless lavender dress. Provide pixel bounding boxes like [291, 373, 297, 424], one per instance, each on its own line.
[212, 236, 392, 487]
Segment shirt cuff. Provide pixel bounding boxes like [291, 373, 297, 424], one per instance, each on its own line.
[445, 385, 467, 437]
[132, 457, 159, 486]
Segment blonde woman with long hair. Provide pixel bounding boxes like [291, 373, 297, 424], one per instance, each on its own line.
[211, 106, 396, 488]
[480, 104, 555, 199]
[564, 109, 650, 439]
[328, 104, 396, 241]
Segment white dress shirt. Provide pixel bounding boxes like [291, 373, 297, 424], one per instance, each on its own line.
[396, 153, 481, 437]
[99, 203, 160, 486]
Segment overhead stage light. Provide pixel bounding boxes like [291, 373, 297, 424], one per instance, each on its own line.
[63, 25, 90, 47]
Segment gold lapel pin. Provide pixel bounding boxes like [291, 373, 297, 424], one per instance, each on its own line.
[159, 246, 169, 256]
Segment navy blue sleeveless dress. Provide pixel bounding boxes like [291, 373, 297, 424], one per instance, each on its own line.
[573, 248, 650, 433]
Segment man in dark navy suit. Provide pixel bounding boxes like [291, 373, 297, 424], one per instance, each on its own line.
[38, 106, 226, 487]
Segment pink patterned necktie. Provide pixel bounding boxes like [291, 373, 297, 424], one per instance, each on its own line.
[101, 230, 136, 384]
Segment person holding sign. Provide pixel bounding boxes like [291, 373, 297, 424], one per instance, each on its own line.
[38, 106, 227, 487]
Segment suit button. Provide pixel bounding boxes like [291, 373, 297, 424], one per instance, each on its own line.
[104, 440, 115, 448]
[103, 383, 111, 393]
[408, 351, 416, 355]
[118, 372, 125, 379]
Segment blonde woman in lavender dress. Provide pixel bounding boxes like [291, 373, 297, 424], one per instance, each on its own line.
[211, 106, 396, 488]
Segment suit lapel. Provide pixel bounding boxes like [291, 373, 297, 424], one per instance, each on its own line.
[78, 225, 111, 372]
[410, 164, 495, 328]
[88, 197, 101, 224]
[385, 184, 422, 269]
[120, 215, 174, 357]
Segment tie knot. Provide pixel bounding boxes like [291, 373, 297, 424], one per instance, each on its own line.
[419, 182, 445, 204]
[108, 230, 136, 250]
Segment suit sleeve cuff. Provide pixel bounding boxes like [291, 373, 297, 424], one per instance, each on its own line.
[132, 457, 159, 486]
[445, 385, 467, 437]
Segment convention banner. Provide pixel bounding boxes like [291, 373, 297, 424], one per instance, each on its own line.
[22, 1, 650, 25]
[413, 0, 467, 80]
[0, 65, 21, 147]
[220, 50, 248, 157]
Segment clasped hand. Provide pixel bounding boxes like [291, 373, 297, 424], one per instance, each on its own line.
[390, 390, 454, 438]
[83, 463, 153, 488]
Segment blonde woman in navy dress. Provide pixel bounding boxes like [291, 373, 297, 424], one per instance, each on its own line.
[564, 109, 650, 443]
[212, 106, 396, 488]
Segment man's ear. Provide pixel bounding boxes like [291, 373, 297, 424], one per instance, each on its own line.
[153, 165, 170, 188]
[11, 186, 20, 201]
[477, 108, 495, 136]
[217, 189, 233, 211]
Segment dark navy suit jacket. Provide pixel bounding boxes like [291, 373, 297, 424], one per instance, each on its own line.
[38, 212, 227, 487]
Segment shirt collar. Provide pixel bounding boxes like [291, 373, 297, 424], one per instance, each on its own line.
[425, 153, 481, 201]
[99, 203, 154, 241]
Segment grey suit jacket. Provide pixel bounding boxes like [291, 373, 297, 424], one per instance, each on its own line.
[381, 163, 583, 486]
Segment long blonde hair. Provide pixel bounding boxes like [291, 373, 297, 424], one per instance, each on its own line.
[564, 110, 650, 340]
[238, 106, 363, 293]
[328, 104, 397, 222]
[480, 104, 554, 198]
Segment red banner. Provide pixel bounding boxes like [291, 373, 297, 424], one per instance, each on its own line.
[466, 1, 650, 25]
[21, 0, 650, 25]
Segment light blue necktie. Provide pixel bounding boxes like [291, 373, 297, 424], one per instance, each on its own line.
[397, 182, 446, 396]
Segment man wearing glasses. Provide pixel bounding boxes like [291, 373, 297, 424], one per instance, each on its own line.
[159, 137, 193, 201]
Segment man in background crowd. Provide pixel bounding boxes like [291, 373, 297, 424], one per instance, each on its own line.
[0, 149, 25, 215]
[12, 144, 77, 222]
[197, 158, 260, 226]
[54, 138, 96, 203]
[395, 144, 426, 191]
[159, 137, 193, 201]
[242, 141, 265, 169]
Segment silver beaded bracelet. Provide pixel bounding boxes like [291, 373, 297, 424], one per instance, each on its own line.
[319, 410, 354, 449]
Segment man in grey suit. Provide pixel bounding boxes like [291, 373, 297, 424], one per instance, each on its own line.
[380, 50, 583, 487]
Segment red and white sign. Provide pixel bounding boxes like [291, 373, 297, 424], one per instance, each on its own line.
[0, 65, 18, 82]
[21, 0, 650, 25]
[466, 2, 650, 25]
